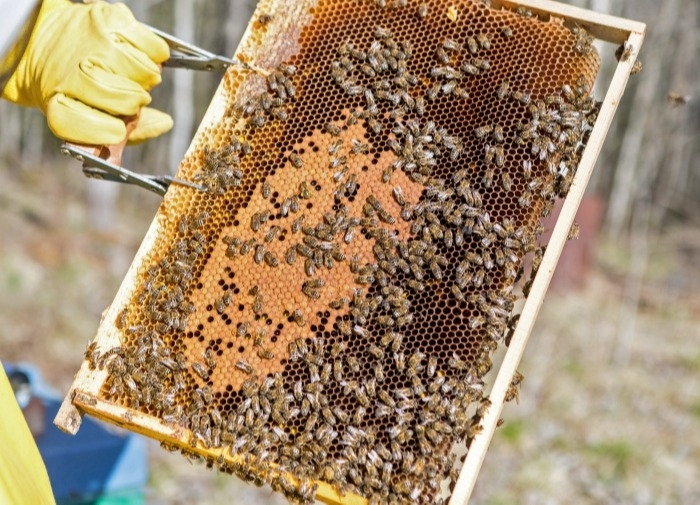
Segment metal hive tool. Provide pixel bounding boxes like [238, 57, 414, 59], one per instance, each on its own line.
[56, 1, 645, 503]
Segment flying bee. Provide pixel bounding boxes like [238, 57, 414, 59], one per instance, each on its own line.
[631, 60, 643, 75]
[568, 222, 580, 240]
[667, 92, 692, 107]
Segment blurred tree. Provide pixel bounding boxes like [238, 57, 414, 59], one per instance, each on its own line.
[0, 0, 697, 239]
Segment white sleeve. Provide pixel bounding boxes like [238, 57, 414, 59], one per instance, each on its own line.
[1, 0, 41, 93]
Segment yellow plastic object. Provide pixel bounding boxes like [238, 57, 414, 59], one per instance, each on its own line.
[0, 363, 55, 505]
[1, 0, 172, 145]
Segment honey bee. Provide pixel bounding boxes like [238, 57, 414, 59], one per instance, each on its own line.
[494, 145, 505, 167]
[114, 309, 129, 329]
[254, 244, 266, 264]
[513, 90, 532, 105]
[192, 362, 209, 381]
[240, 238, 256, 255]
[474, 124, 493, 139]
[289, 152, 303, 168]
[493, 78, 510, 100]
[426, 82, 442, 101]
[501, 25, 513, 37]
[501, 172, 513, 192]
[203, 349, 216, 370]
[367, 117, 382, 134]
[518, 189, 532, 208]
[257, 348, 275, 360]
[263, 251, 279, 267]
[292, 308, 305, 326]
[235, 359, 253, 374]
[435, 47, 450, 65]
[631, 60, 643, 75]
[261, 181, 271, 198]
[237, 322, 250, 337]
[476, 33, 490, 50]
[568, 222, 580, 240]
[667, 92, 692, 107]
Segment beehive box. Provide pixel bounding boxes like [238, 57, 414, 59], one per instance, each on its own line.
[56, 1, 644, 503]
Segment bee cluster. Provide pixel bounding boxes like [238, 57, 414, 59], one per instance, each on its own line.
[92, 1, 601, 503]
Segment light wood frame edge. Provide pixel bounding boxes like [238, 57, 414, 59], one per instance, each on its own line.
[448, 11, 645, 505]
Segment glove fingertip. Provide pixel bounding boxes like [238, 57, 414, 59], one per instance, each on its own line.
[127, 107, 173, 144]
[47, 94, 127, 145]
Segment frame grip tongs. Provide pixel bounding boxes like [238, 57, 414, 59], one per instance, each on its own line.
[60, 143, 206, 197]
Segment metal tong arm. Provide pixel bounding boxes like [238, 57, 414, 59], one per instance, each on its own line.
[60, 143, 206, 197]
[146, 24, 252, 72]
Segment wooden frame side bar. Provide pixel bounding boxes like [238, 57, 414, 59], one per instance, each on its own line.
[448, 28, 645, 505]
[491, 0, 646, 43]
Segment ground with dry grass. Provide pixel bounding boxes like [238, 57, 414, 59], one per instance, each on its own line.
[1, 160, 698, 504]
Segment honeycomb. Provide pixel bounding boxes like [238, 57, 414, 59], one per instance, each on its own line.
[88, 1, 600, 503]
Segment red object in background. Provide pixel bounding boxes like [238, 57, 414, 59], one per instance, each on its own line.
[542, 195, 605, 292]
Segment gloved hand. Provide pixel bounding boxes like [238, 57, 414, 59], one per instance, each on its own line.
[2, 0, 173, 145]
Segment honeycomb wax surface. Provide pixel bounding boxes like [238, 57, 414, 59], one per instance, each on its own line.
[93, 1, 600, 503]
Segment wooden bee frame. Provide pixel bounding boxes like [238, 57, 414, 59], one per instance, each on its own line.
[55, 1, 645, 504]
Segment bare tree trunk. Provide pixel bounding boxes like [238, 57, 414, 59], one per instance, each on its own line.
[225, 0, 255, 58]
[0, 102, 22, 157]
[611, 195, 650, 366]
[605, 0, 678, 237]
[652, 0, 697, 224]
[168, 0, 196, 172]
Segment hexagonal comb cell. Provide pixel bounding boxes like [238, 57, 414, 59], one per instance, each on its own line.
[84, 1, 602, 503]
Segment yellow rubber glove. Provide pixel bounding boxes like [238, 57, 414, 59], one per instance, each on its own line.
[0, 364, 55, 504]
[2, 0, 173, 145]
